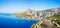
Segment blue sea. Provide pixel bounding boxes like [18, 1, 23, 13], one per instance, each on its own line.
[0, 13, 38, 28]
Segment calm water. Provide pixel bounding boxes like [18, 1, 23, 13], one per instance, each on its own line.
[0, 14, 38, 28]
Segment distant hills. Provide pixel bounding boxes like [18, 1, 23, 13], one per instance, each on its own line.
[0, 12, 13, 16]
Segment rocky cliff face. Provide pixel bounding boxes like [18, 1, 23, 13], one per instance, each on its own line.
[13, 7, 60, 20]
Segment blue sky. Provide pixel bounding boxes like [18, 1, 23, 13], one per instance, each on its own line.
[0, 0, 60, 13]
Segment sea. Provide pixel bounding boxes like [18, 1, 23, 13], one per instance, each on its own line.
[0, 13, 38, 28]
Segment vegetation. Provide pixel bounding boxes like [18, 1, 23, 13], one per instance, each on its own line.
[46, 13, 60, 28]
[46, 13, 60, 24]
[31, 13, 60, 28]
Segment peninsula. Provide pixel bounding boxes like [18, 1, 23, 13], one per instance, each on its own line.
[13, 7, 60, 28]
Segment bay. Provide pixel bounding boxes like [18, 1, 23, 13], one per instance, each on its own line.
[0, 14, 38, 28]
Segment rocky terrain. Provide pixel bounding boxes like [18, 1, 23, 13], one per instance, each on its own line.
[13, 7, 60, 20]
[13, 7, 60, 28]
[31, 13, 60, 28]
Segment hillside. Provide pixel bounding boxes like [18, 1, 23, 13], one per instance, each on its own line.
[31, 13, 60, 28]
[13, 7, 60, 20]
[13, 7, 60, 28]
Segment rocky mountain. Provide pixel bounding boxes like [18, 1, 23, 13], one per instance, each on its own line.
[13, 7, 60, 20]
[31, 11, 60, 28]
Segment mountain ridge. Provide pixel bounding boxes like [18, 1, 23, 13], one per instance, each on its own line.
[13, 7, 60, 20]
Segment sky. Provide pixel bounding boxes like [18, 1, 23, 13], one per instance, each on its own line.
[0, 0, 60, 13]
